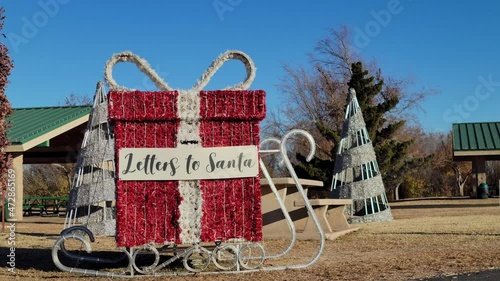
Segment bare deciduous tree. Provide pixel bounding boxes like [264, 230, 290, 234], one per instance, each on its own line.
[62, 92, 93, 106]
[439, 135, 472, 197]
[263, 25, 437, 197]
[313, 26, 358, 80]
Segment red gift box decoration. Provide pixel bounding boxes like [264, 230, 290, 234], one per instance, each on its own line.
[105, 51, 266, 247]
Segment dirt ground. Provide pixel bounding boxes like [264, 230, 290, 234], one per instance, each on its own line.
[1, 198, 500, 281]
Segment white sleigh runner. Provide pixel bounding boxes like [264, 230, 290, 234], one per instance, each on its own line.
[51, 50, 326, 276]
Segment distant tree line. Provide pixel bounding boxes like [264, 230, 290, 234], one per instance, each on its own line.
[262, 26, 499, 200]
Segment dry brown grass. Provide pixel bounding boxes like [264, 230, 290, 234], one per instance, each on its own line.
[1, 198, 500, 281]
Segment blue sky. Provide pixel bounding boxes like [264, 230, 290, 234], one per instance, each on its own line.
[2, 0, 500, 133]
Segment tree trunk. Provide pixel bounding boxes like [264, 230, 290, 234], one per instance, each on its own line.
[458, 182, 465, 197]
[456, 171, 470, 197]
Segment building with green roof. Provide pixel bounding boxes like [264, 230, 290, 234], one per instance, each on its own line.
[452, 122, 500, 196]
[6, 106, 91, 220]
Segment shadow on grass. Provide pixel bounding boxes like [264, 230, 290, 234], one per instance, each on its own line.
[15, 232, 61, 238]
[0, 247, 130, 272]
[420, 268, 500, 281]
[16, 220, 65, 225]
[391, 203, 499, 210]
[379, 232, 500, 236]
[2, 247, 58, 271]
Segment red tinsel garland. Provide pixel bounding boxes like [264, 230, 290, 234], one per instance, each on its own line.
[199, 121, 263, 241]
[113, 120, 181, 246]
[109, 90, 265, 247]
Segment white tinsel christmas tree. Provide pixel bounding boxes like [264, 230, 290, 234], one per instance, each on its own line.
[330, 88, 393, 223]
[65, 81, 116, 235]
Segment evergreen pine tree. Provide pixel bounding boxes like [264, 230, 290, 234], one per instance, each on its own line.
[351, 62, 430, 193]
[294, 61, 420, 196]
[348, 62, 412, 192]
[294, 104, 343, 199]
[294, 122, 339, 185]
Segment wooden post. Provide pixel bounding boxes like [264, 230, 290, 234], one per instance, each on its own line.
[10, 153, 24, 221]
[472, 156, 486, 197]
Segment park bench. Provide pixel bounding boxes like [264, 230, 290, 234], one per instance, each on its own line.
[23, 197, 68, 216]
[23, 197, 46, 216]
[23, 203, 46, 216]
[261, 178, 358, 240]
[294, 198, 358, 240]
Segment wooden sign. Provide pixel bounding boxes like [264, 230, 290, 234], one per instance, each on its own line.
[118, 145, 259, 181]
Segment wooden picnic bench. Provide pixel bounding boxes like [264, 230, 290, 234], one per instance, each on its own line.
[261, 178, 358, 240]
[294, 198, 357, 240]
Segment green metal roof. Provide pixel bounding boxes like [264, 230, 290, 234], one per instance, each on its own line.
[7, 106, 92, 144]
[453, 122, 500, 151]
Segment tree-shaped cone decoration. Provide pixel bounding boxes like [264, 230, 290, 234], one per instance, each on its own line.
[330, 88, 393, 223]
[66, 81, 116, 235]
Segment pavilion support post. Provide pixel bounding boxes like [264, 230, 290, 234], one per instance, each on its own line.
[472, 156, 486, 197]
[10, 153, 24, 222]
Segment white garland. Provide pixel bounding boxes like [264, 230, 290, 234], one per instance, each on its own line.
[104, 50, 256, 93]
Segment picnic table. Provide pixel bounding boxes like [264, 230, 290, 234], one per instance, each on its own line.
[261, 177, 358, 240]
[23, 196, 68, 216]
